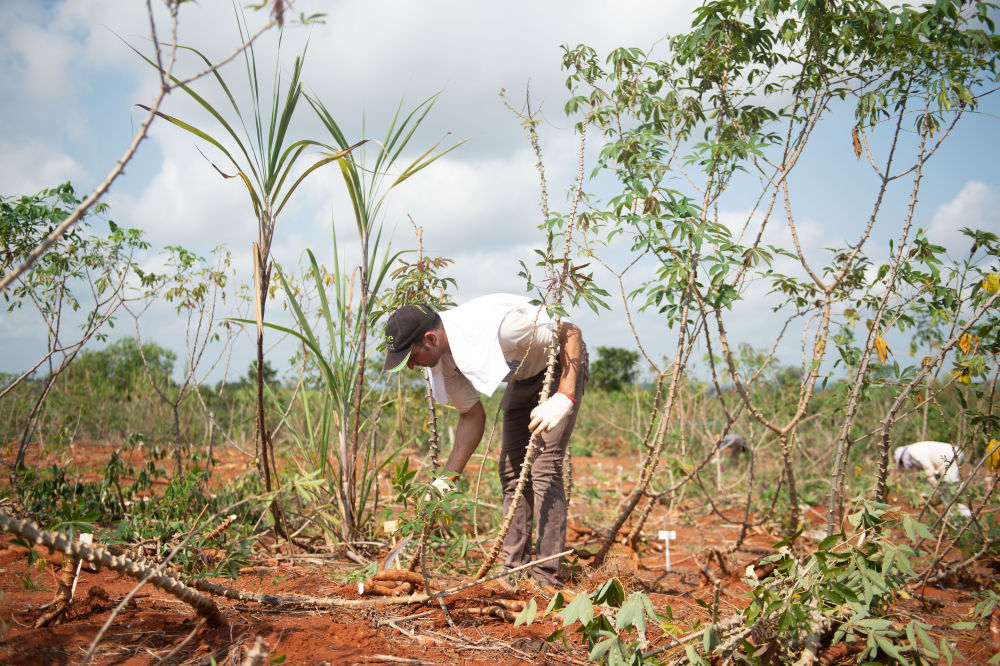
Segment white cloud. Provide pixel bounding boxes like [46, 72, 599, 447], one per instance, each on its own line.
[108, 127, 256, 250]
[0, 140, 87, 196]
[928, 181, 1000, 255]
[9, 0, 994, 388]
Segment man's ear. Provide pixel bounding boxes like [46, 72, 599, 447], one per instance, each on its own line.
[423, 330, 439, 348]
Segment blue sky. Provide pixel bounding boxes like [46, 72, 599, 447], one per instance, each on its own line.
[1, 0, 998, 387]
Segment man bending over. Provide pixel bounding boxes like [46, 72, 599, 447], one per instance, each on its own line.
[383, 293, 588, 587]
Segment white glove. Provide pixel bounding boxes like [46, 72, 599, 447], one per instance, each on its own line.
[529, 392, 575, 433]
[423, 477, 454, 502]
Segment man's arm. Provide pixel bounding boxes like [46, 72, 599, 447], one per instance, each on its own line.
[442, 400, 486, 477]
[526, 321, 585, 434]
[556, 322, 584, 400]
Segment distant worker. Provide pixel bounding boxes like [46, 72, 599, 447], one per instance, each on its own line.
[893, 441, 963, 484]
[382, 294, 588, 588]
[716, 433, 747, 460]
[893, 441, 971, 517]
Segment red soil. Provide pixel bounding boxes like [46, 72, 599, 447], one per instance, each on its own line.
[0, 444, 996, 664]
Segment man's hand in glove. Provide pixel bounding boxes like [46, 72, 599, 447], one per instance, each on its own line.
[423, 476, 454, 502]
[528, 392, 575, 433]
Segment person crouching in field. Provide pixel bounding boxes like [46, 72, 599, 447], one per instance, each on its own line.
[893, 441, 971, 517]
[382, 294, 588, 588]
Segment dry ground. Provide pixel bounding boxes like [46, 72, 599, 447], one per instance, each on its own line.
[0, 441, 996, 665]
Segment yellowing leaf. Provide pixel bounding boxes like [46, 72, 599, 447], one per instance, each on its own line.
[874, 336, 891, 363]
[983, 272, 999, 294]
[951, 369, 971, 385]
[986, 439, 1000, 474]
[921, 356, 933, 368]
[852, 125, 862, 160]
[959, 333, 973, 355]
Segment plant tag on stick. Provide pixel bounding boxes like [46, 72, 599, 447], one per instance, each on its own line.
[658, 530, 677, 572]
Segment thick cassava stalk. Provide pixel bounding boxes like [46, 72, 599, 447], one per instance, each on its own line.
[621, 335, 703, 547]
[0, 510, 224, 624]
[408, 220, 441, 468]
[33, 548, 78, 628]
[189, 549, 573, 610]
[714, 277, 832, 537]
[423, 370, 441, 469]
[825, 99, 924, 534]
[474, 321, 562, 580]
[594, 287, 694, 563]
[473, 100, 585, 580]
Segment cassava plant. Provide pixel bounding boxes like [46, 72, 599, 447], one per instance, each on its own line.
[123, 245, 235, 476]
[558, 0, 1000, 558]
[1, 183, 161, 472]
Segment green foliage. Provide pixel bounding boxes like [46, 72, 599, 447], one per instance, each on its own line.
[379, 462, 494, 576]
[590, 346, 640, 393]
[517, 578, 661, 666]
[556, 0, 1000, 556]
[112, 465, 265, 579]
[726, 499, 958, 664]
[1, 183, 154, 323]
[137, 29, 342, 227]
[386, 254, 457, 312]
[264, 92, 463, 541]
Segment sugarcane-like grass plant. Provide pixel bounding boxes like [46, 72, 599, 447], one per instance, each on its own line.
[137, 14, 363, 532]
[266, 95, 466, 541]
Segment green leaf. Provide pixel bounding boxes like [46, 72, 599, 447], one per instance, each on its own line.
[559, 592, 594, 628]
[594, 578, 626, 607]
[684, 643, 709, 665]
[914, 623, 940, 658]
[949, 621, 977, 631]
[616, 593, 647, 632]
[873, 633, 907, 664]
[903, 514, 934, 541]
[515, 598, 538, 626]
[858, 618, 893, 631]
[703, 624, 719, 653]
[589, 637, 617, 661]
[818, 534, 842, 551]
[544, 591, 566, 616]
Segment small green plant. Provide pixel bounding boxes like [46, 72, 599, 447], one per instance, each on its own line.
[334, 560, 378, 584]
[112, 465, 265, 578]
[726, 499, 959, 664]
[517, 578, 661, 665]
[968, 585, 1000, 664]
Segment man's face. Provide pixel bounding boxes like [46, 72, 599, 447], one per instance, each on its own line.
[406, 331, 444, 369]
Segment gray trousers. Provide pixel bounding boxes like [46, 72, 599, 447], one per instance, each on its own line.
[498, 346, 588, 585]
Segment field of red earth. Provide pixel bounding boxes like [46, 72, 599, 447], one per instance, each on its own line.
[1, 440, 998, 665]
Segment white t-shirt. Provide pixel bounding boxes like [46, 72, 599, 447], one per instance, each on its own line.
[894, 441, 962, 483]
[428, 294, 557, 412]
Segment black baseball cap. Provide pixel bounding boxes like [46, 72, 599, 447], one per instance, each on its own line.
[383, 304, 438, 372]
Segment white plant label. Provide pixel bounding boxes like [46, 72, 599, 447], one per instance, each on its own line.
[658, 530, 677, 572]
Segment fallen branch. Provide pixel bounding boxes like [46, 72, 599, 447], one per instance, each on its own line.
[194, 549, 575, 610]
[241, 636, 270, 666]
[0, 510, 224, 624]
